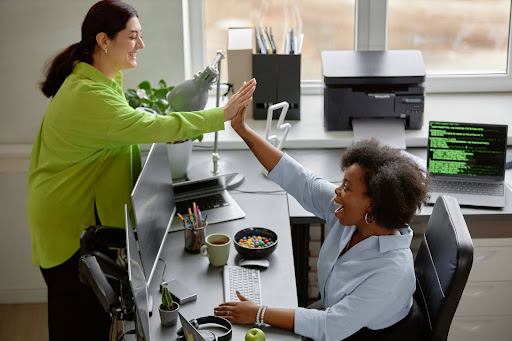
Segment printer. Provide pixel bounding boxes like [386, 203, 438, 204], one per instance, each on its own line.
[322, 50, 425, 130]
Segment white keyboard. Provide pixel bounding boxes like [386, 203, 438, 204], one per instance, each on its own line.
[223, 265, 262, 305]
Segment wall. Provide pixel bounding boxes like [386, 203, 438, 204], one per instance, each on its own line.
[0, 0, 188, 303]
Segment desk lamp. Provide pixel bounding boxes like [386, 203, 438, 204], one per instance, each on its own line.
[167, 50, 244, 186]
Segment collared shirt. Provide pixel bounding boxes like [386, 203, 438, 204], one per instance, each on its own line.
[268, 154, 415, 341]
[27, 62, 224, 268]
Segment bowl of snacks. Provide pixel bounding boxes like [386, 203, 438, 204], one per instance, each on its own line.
[234, 227, 278, 260]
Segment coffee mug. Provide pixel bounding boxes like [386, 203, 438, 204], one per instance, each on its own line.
[200, 233, 231, 267]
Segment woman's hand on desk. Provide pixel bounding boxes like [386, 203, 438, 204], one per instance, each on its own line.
[213, 291, 259, 324]
[223, 79, 256, 122]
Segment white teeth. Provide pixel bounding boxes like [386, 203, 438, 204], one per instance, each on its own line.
[334, 203, 344, 213]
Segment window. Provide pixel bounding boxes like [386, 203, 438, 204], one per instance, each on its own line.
[202, 0, 355, 82]
[191, 0, 512, 93]
[389, 0, 510, 74]
[388, 0, 512, 92]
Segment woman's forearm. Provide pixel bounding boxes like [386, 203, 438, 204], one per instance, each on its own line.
[261, 307, 295, 330]
[235, 124, 284, 172]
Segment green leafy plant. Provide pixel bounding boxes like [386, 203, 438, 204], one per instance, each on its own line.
[125, 80, 203, 142]
[125, 79, 173, 115]
[161, 286, 176, 311]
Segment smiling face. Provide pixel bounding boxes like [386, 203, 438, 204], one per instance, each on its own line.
[334, 163, 372, 227]
[106, 16, 144, 71]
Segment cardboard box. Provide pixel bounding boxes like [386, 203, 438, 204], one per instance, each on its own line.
[227, 27, 253, 118]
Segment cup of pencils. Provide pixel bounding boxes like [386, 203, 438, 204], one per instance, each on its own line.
[179, 203, 208, 253]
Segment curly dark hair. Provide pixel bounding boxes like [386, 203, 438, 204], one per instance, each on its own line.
[341, 139, 430, 229]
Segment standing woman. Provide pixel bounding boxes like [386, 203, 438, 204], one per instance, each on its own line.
[27, 1, 255, 340]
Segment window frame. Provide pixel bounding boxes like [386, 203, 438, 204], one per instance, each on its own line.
[187, 0, 512, 94]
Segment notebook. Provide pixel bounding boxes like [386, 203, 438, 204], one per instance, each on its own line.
[170, 173, 245, 232]
[427, 121, 508, 208]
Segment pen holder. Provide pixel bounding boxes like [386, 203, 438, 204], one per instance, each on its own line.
[252, 54, 301, 120]
[183, 215, 207, 253]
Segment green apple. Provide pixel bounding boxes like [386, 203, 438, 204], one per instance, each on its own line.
[245, 327, 265, 341]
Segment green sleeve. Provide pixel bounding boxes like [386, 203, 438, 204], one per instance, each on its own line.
[52, 81, 225, 149]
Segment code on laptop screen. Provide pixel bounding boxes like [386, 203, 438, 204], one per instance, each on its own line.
[428, 121, 508, 177]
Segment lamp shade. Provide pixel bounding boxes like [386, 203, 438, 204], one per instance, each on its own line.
[166, 66, 218, 112]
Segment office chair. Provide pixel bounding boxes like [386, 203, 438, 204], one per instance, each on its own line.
[303, 195, 473, 341]
[414, 195, 474, 341]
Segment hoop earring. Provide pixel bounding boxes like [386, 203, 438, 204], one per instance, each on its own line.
[104, 49, 108, 54]
[365, 212, 374, 224]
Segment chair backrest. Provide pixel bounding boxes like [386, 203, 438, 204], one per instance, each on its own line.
[414, 195, 474, 341]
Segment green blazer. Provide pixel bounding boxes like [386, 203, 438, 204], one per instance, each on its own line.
[27, 62, 224, 268]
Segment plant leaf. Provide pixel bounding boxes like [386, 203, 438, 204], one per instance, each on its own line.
[150, 103, 164, 115]
[127, 97, 141, 109]
[154, 88, 169, 100]
[138, 81, 151, 91]
[158, 79, 167, 88]
[154, 98, 168, 112]
[125, 89, 137, 98]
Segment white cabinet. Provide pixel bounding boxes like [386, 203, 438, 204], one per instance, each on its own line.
[448, 238, 512, 341]
[450, 316, 512, 341]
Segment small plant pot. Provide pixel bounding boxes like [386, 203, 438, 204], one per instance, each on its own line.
[159, 302, 180, 327]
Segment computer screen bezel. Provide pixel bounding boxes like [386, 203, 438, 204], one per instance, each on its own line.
[125, 204, 151, 341]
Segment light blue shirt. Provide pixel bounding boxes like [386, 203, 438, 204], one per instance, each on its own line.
[268, 154, 415, 341]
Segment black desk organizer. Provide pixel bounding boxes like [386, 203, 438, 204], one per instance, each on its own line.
[252, 54, 301, 120]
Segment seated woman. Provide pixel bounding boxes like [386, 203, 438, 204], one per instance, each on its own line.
[213, 106, 430, 341]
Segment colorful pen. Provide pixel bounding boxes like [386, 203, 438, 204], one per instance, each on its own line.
[192, 202, 199, 229]
[177, 213, 185, 221]
[197, 206, 203, 227]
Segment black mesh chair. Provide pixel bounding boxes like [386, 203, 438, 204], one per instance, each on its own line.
[414, 195, 474, 341]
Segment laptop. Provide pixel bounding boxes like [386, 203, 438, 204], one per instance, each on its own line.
[427, 121, 508, 208]
[178, 313, 211, 341]
[170, 173, 245, 231]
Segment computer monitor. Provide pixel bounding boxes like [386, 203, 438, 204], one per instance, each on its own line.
[125, 204, 151, 341]
[131, 143, 177, 284]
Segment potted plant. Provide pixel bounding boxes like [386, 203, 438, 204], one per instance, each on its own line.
[159, 286, 180, 327]
[125, 80, 203, 180]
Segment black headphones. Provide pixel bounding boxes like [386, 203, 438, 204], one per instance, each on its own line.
[176, 315, 232, 341]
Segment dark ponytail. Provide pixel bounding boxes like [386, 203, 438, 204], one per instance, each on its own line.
[40, 42, 93, 98]
[39, 0, 138, 98]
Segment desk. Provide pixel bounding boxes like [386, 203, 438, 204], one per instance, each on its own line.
[133, 145, 512, 339]
[187, 147, 512, 308]
[139, 145, 300, 340]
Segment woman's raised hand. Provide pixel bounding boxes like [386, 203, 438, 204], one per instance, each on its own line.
[223, 79, 256, 121]
[231, 104, 249, 133]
